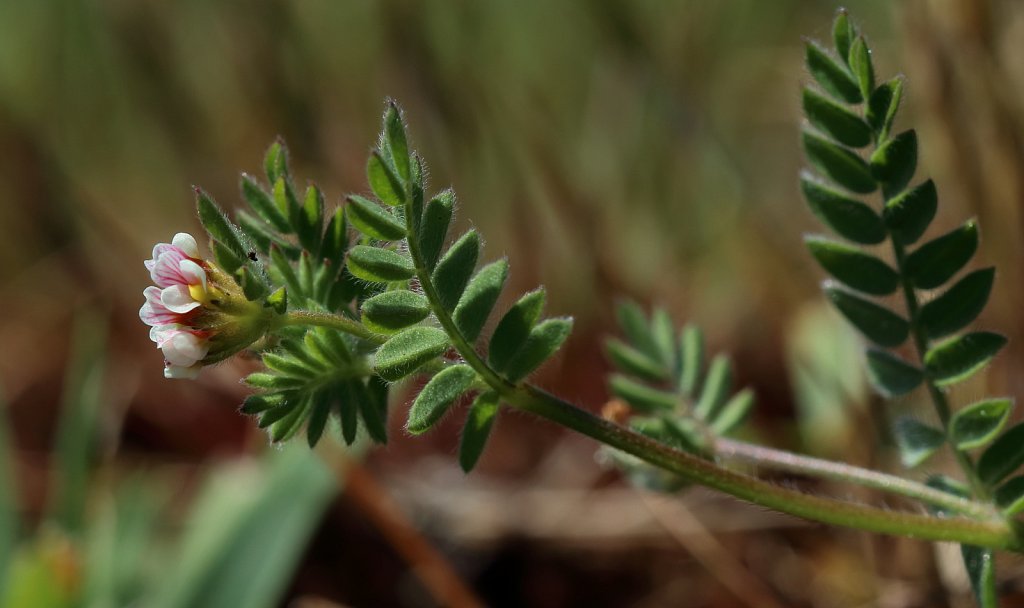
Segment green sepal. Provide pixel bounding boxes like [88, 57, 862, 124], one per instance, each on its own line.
[346, 195, 406, 241]
[353, 380, 388, 444]
[865, 349, 923, 397]
[802, 88, 872, 148]
[882, 180, 937, 245]
[432, 230, 481, 311]
[961, 545, 997, 608]
[800, 174, 885, 244]
[383, 101, 411, 182]
[694, 355, 731, 420]
[346, 245, 415, 282]
[710, 388, 755, 436]
[802, 130, 877, 194]
[978, 422, 1024, 486]
[805, 40, 862, 104]
[374, 326, 449, 381]
[453, 259, 509, 342]
[306, 392, 331, 448]
[361, 290, 431, 334]
[679, 324, 704, 397]
[848, 36, 874, 102]
[924, 331, 1006, 387]
[407, 364, 477, 434]
[605, 338, 668, 383]
[368, 150, 405, 207]
[893, 416, 945, 468]
[994, 476, 1024, 516]
[196, 188, 246, 259]
[832, 10, 854, 63]
[825, 286, 908, 347]
[459, 391, 500, 473]
[805, 236, 899, 295]
[419, 190, 455, 271]
[918, 267, 995, 340]
[503, 318, 574, 383]
[870, 129, 917, 197]
[488, 288, 545, 373]
[866, 77, 903, 140]
[904, 220, 978, 289]
[609, 374, 678, 413]
[241, 173, 290, 232]
[949, 398, 1013, 451]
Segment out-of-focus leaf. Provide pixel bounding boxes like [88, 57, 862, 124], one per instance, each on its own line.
[865, 349, 923, 397]
[802, 88, 872, 148]
[606, 339, 668, 383]
[825, 286, 908, 347]
[609, 374, 677, 413]
[709, 389, 754, 435]
[994, 476, 1024, 516]
[904, 221, 978, 289]
[694, 355, 731, 420]
[679, 324, 704, 398]
[893, 417, 945, 468]
[866, 78, 903, 139]
[801, 174, 885, 244]
[924, 332, 1006, 387]
[882, 180, 937, 245]
[978, 422, 1024, 486]
[459, 391, 500, 472]
[802, 131, 876, 194]
[0, 391, 16, 602]
[805, 41, 862, 103]
[949, 398, 1012, 451]
[832, 10, 854, 64]
[918, 268, 995, 340]
[870, 129, 917, 197]
[805, 236, 899, 295]
[961, 545, 997, 608]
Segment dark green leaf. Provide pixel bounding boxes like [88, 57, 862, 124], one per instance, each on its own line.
[961, 546, 997, 608]
[368, 150, 405, 207]
[296, 185, 324, 252]
[269, 399, 309, 442]
[893, 417, 945, 468]
[241, 173, 290, 232]
[241, 393, 284, 415]
[453, 260, 509, 341]
[919, 268, 995, 340]
[374, 326, 449, 381]
[802, 131, 877, 194]
[949, 398, 1013, 451]
[978, 422, 1024, 485]
[504, 318, 573, 383]
[802, 88, 872, 148]
[245, 373, 307, 390]
[866, 77, 903, 140]
[407, 364, 477, 434]
[354, 381, 388, 443]
[825, 286, 909, 347]
[848, 36, 874, 102]
[805, 236, 899, 295]
[609, 374, 678, 413]
[489, 289, 546, 373]
[361, 290, 430, 334]
[805, 41, 862, 103]
[801, 174, 885, 244]
[432, 230, 480, 311]
[605, 338, 668, 382]
[865, 349, 923, 397]
[870, 130, 917, 197]
[258, 398, 302, 429]
[694, 355, 732, 420]
[679, 324, 704, 397]
[306, 393, 331, 448]
[347, 245, 415, 283]
[617, 301, 659, 360]
[319, 208, 349, 268]
[925, 332, 1006, 387]
[459, 391, 500, 472]
[883, 180, 937, 245]
[832, 10, 854, 63]
[710, 389, 755, 435]
[419, 190, 455, 271]
[994, 476, 1024, 516]
[905, 221, 979, 289]
[384, 101, 411, 182]
[196, 188, 246, 258]
[263, 353, 319, 379]
[346, 195, 406, 241]
[337, 384, 358, 445]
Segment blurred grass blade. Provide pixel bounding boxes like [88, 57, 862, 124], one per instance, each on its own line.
[0, 388, 16, 602]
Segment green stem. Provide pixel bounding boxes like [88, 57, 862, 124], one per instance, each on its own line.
[281, 310, 385, 343]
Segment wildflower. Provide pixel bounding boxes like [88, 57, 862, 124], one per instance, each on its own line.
[140, 232, 275, 378]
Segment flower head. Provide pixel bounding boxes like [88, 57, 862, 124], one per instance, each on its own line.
[140, 232, 275, 378]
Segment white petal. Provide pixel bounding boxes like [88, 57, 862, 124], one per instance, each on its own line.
[162, 331, 208, 366]
[149, 324, 183, 346]
[172, 233, 200, 258]
[161, 285, 201, 314]
[178, 259, 207, 291]
[165, 363, 201, 379]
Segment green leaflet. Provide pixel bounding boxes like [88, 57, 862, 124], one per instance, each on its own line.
[978, 422, 1024, 486]
[419, 190, 455, 271]
[825, 286, 909, 348]
[605, 338, 668, 383]
[384, 102, 411, 182]
[245, 373, 307, 391]
[609, 374, 678, 413]
[866, 77, 903, 140]
[865, 349, 923, 397]
[710, 389, 755, 436]
[197, 189, 246, 259]
[273, 177, 301, 229]
[649, 309, 677, 371]
[904, 220, 978, 289]
[453, 260, 509, 342]
[367, 150, 405, 207]
[319, 207, 349, 269]
[918, 268, 995, 340]
[264, 139, 288, 185]
[295, 185, 323, 253]
[802, 88, 872, 148]
[848, 36, 874, 102]
[802, 131, 877, 194]
[346, 195, 406, 241]
[961, 546, 997, 608]
[432, 230, 481, 311]
[800, 174, 885, 244]
[870, 129, 917, 197]
[361, 290, 431, 334]
[503, 318, 574, 383]
[241, 173, 290, 232]
[678, 324, 704, 397]
[616, 301, 660, 361]
[407, 364, 477, 434]
[832, 10, 854, 64]
[882, 180, 937, 245]
[346, 245, 415, 283]
[805, 40, 862, 104]
[354, 380, 388, 444]
[694, 355, 731, 420]
[459, 391, 500, 473]
[488, 289, 546, 373]
[924, 331, 1006, 387]
[374, 326, 450, 381]
[949, 398, 1013, 451]
[805, 236, 899, 295]
[893, 417, 945, 468]
[305, 393, 331, 448]
[337, 383, 359, 445]
[995, 476, 1024, 516]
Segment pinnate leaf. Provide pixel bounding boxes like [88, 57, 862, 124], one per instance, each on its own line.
[848, 36, 874, 101]
[832, 10, 854, 63]
[802, 131, 877, 194]
[918, 267, 994, 340]
[384, 101, 411, 182]
[800, 174, 885, 244]
[459, 391, 500, 472]
[825, 286, 909, 347]
[241, 173, 290, 232]
[374, 326, 450, 381]
[610, 374, 678, 413]
[994, 476, 1024, 516]
[368, 151, 405, 206]
[306, 393, 331, 448]
[694, 355, 732, 420]
[805, 236, 899, 295]
[710, 388, 755, 435]
[679, 324, 704, 397]
[606, 339, 668, 383]
[866, 78, 903, 139]
[408, 364, 477, 434]
[197, 189, 246, 259]
[961, 546, 997, 608]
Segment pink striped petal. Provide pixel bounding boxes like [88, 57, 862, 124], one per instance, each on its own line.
[149, 249, 190, 288]
[140, 287, 184, 327]
[172, 233, 200, 258]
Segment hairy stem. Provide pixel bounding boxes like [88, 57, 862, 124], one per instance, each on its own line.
[281, 309, 385, 343]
